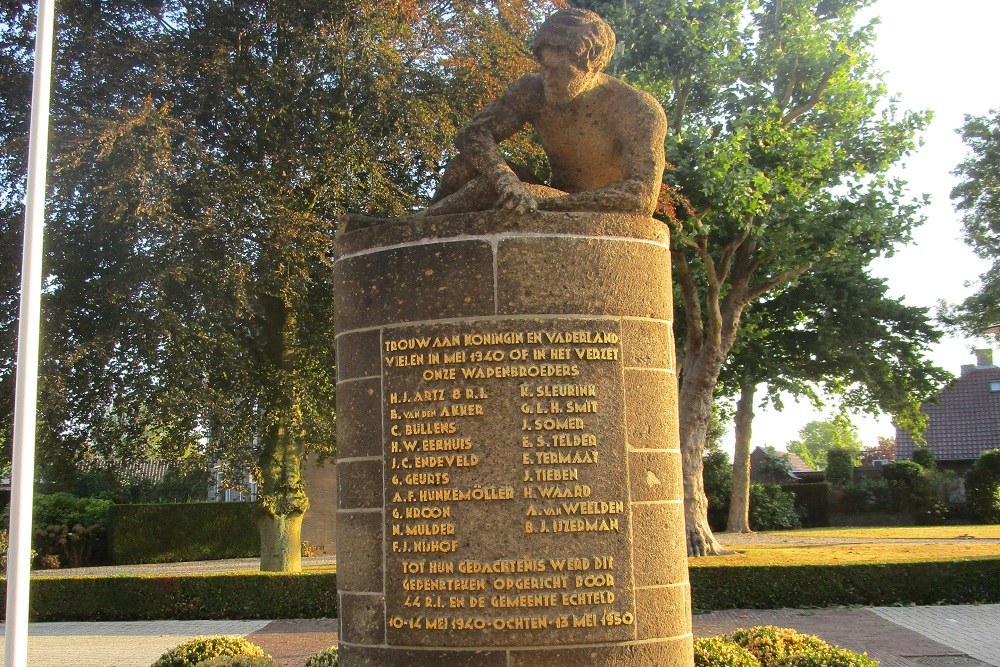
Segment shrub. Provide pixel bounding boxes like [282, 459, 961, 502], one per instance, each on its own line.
[703, 449, 733, 532]
[694, 637, 761, 667]
[31, 493, 112, 531]
[196, 657, 280, 667]
[34, 523, 105, 568]
[151, 636, 267, 667]
[18, 571, 339, 621]
[108, 502, 258, 564]
[966, 449, 1000, 523]
[729, 626, 829, 663]
[912, 448, 936, 470]
[749, 484, 801, 531]
[837, 479, 891, 514]
[688, 559, 1000, 610]
[825, 448, 855, 489]
[774, 645, 878, 666]
[304, 646, 340, 667]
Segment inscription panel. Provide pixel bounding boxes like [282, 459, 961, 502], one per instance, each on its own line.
[382, 319, 636, 647]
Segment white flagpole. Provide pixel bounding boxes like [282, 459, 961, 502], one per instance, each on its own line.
[5, 0, 56, 664]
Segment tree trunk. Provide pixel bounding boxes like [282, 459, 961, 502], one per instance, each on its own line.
[256, 509, 305, 572]
[255, 300, 310, 573]
[726, 383, 756, 533]
[679, 346, 732, 556]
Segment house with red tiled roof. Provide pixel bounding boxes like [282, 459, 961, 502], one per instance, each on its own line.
[896, 349, 1000, 474]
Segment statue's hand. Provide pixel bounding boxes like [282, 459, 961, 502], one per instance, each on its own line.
[495, 171, 538, 214]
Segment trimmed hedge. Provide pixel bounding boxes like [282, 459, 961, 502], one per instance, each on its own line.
[4, 559, 1000, 621]
[781, 483, 830, 528]
[108, 502, 259, 564]
[4, 572, 338, 622]
[689, 558, 1000, 610]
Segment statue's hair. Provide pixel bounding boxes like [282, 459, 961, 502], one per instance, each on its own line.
[532, 8, 616, 73]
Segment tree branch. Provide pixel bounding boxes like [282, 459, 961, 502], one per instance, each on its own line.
[782, 57, 846, 126]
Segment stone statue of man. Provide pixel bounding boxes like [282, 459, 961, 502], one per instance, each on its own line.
[424, 8, 667, 217]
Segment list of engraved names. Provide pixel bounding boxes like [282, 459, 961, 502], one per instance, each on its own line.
[381, 319, 637, 647]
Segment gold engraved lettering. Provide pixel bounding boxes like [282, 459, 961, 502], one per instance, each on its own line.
[561, 591, 615, 606]
[403, 522, 456, 536]
[402, 578, 486, 592]
[385, 354, 424, 368]
[526, 467, 579, 482]
[491, 594, 558, 608]
[491, 616, 551, 631]
[572, 347, 619, 361]
[523, 451, 598, 465]
[544, 331, 620, 345]
[551, 518, 620, 533]
[413, 454, 478, 469]
[403, 422, 457, 435]
[535, 384, 597, 397]
[385, 337, 431, 352]
[439, 403, 484, 417]
[391, 540, 460, 554]
[381, 321, 635, 647]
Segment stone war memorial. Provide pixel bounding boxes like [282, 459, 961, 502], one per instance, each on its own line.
[334, 9, 693, 666]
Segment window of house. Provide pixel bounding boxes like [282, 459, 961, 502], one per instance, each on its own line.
[991, 381, 1000, 392]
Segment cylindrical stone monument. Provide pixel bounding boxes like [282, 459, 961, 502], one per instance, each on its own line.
[334, 210, 693, 666]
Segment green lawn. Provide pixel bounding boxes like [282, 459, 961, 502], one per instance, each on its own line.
[691, 524, 1000, 567]
[693, 542, 1000, 567]
[765, 525, 1000, 540]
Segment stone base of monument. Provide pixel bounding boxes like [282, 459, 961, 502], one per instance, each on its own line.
[334, 211, 693, 666]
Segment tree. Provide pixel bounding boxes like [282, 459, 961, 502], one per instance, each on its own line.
[787, 418, 862, 471]
[860, 436, 895, 466]
[719, 261, 948, 532]
[1, 0, 563, 571]
[571, 0, 929, 554]
[825, 447, 854, 488]
[950, 111, 1000, 334]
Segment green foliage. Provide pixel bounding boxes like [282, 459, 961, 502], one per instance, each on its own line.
[703, 448, 734, 531]
[108, 502, 258, 565]
[195, 657, 280, 667]
[949, 112, 1000, 333]
[787, 419, 863, 471]
[71, 467, 208, 504]
[912, 448, 936, 470]
[696, 629, 877, 667]
[775, 645, 879, 667]
[825, 448, 855, 488]
[750, 484, 802, 531]
[30, 493, 112, 531]
[780, 483, 831, 528]
[966, 449, 1000, 523]
[33, 523, 106, 568]
[837, 479, 891, 514]
[14, 571, 339, 621]
[758, 446, 794, 481]
[882, 461, 923, 484]
[694, 637, 761, 667]
[303, 647, 339, 667]
[151, 636, 267, 667]
[689, 558, 1000, 610]
[729, 626, 828, 664]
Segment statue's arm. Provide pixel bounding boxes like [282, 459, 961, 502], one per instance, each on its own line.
[539, 95, 667, 215]
[454, 76, 541, 213]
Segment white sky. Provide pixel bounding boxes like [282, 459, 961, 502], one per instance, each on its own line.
[736, 0, 998, 455]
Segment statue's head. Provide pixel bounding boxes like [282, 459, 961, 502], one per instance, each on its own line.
[532, 9, 616, 74]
